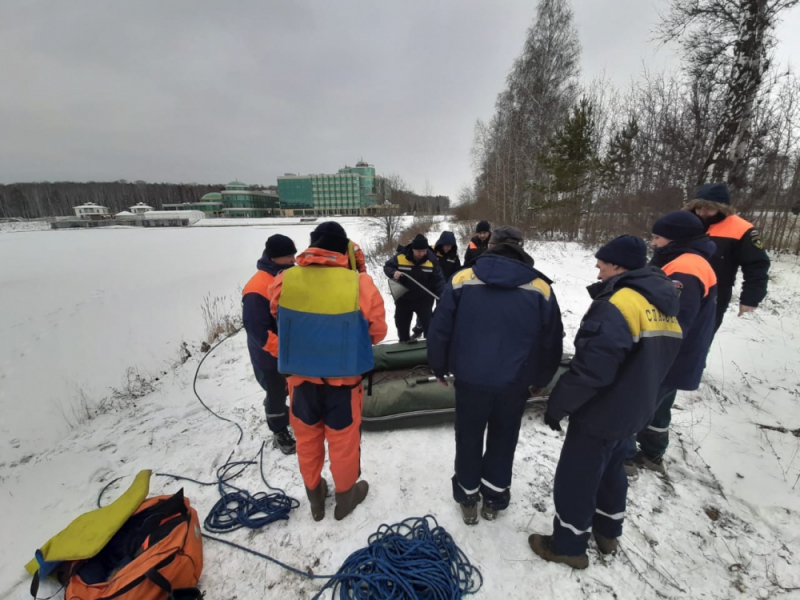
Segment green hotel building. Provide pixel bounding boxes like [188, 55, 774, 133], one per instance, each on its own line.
[165, 181, 279, 218]
[277, 161, 390, 216]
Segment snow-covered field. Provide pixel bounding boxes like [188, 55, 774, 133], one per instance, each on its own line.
[1, 223, 799, 599]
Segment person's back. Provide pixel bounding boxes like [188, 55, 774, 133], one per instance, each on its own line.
[428, 234, 564, 524]
[268, 221, 386, 523]
[428, 243, 562, 390]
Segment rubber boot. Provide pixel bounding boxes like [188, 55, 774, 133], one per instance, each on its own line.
[593, 532, 619, 555]
[305, 478, 328, 522]
[460, 504, 478, 525]
[334, 480, 369, 521]
[480, 504, 498, 521]
[630, 451, 666, 475]
[528, 534, 589, 570]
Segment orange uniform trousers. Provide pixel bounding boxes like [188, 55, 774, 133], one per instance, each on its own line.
[288, 379, 363, 493]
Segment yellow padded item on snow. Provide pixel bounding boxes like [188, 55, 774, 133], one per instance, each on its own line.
[24, 470, 151, 576]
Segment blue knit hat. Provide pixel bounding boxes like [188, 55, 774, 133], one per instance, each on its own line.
[595, 235, 647, 270]
[652, 211, 705, 241]
[476, 220, 491, 233]
[695, 183, 730, 205]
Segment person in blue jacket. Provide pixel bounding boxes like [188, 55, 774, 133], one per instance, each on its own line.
[427, 226, 564, 525]
[242, 234, 298, 455]
[529, 235, 682, 569]
[627, 211, 718, 475]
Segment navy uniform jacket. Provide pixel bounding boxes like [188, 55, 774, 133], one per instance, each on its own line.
[547, 267, 682, 440]
[706, 214, 769, 307]
[242, 254, 290, 371]
[464, 235, 489, 266]
[651, 236, 718, 390]
[432, 231, 461, 281]
[384, 245, 446, 303]
[427, 244, 563, 391]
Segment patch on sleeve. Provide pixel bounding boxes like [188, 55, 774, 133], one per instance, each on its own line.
[750, 229, 764, 249]
[671, 280, 683, 297]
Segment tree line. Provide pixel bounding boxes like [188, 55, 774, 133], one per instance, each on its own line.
[459, 0, 800, 251]
[0, 180, 223, 219]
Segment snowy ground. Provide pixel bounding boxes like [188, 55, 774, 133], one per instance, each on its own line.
[1, 226, 800, 599]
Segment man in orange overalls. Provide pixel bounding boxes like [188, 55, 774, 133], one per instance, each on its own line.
[269, 221, 387, 521]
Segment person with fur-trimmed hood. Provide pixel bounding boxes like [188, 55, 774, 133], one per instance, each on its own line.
[685, 183, 770, 330]
[463, 220, 491, 266]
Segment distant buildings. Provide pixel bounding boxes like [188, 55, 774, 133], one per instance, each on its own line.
[164, 181, 279, 218]
[277, 161, 391, 217]
[73, 202, 110, 220]
[129, 202, 153, 215]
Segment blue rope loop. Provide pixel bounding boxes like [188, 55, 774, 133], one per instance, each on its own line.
[318, 515, 483, 600]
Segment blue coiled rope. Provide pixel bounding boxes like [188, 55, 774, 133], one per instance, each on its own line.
[207, 515, 483, 600]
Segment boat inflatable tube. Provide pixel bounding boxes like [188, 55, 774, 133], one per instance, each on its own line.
[363, 341, 571, 431]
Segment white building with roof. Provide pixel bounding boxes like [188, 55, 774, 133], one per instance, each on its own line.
[129, 202, 154, 215]
[73, 203, 110, 220]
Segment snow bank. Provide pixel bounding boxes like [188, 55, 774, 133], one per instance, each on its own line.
[2, 232, 799, 599]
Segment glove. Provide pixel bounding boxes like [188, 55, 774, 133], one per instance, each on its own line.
[544, 412, 562, 432]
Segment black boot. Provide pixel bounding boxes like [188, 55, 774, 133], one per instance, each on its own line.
[272, 429, 296, 455]
[334, 481, 369, 521]
[306, 479, 328, 521]
[528, 534, 589, 570]
[593, 531, 619, 555]
[460, 504, 478, 525]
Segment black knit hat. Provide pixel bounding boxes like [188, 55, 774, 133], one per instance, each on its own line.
[310, 221, 349, 255]
[595, 235, 647, 271]
[310, 221, 348, 243]
[476, 220, 491, 233]
[265, 234, 297, 258]
[695, 183, 730, 206]
[652, 211, 705, 241]
[410, 233, 429, 250]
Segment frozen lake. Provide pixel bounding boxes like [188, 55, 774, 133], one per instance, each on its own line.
[0, 220, 370, 460]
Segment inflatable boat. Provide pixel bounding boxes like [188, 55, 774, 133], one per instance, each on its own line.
[362, 341, 571, 431]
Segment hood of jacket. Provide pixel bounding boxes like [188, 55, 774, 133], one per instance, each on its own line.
[473, 246, 544, 289]
[588, 266, 680, 317]
[650, 235, 717, 268]
[257, 252, 290, 276]
[295, 246, 349, 268]
[434, 232, 458, 258]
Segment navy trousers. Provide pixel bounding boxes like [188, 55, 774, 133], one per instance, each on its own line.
[395, 298, 433, 342]
[253, 365, 290, 433]
[630, 385, 678, 461]
[553, 426, 628, 556]
[452, 383, 528, 510]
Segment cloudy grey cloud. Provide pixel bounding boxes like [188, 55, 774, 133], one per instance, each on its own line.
[1, 0, 798, 201]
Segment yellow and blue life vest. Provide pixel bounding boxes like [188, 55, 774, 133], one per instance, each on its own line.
[277, 265, 374, 377]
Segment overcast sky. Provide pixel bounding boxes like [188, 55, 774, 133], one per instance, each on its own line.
[1, 1, 799, 201]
